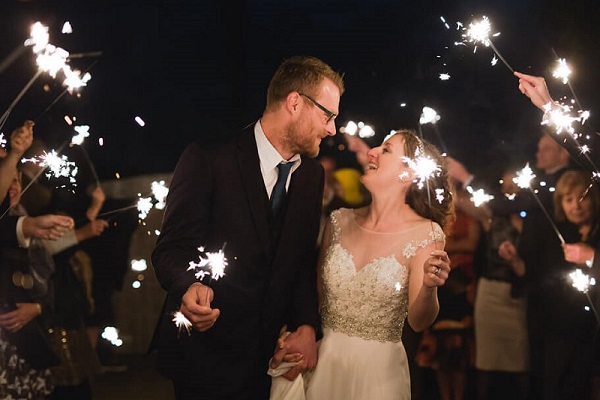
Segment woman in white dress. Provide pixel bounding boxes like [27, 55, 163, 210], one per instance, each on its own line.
[302, 129, 453, 400]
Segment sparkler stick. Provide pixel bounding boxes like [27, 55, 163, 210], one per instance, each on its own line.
[0, 46, 28, 75]
[78, 145, 100, 186]
[0, 70, 44, 132]
[513, 164, 565, 245]
[487, 41, 513, 73]
[419, 106, 448, 153]
[35, 59, 99, 122]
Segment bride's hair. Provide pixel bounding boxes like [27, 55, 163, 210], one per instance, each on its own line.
[393, 129, 455, 233]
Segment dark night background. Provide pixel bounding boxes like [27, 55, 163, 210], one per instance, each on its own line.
[1, 0, 600, 184]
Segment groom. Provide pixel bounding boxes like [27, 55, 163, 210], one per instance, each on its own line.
[151, 55, 344, 399]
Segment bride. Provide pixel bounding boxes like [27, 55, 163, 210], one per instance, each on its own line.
[273, 129, 453, 400]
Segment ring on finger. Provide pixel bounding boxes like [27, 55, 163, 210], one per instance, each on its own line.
[433, 267, 441, 275]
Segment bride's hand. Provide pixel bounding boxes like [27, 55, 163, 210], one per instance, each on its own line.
[423, 250, 450, 288]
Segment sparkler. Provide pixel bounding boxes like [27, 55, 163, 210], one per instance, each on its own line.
[151, 180, 169, 210]
[21, 150, 79, 186]
[466, 186, 495, 207]
[137, 196, 153, 220]
[187, 245, 229, 282]
[550, 52, 583, 111]
[1, 22, 93, 132]
[340, 121, 375, 139]
[402, 147, 442, 190]
[419, 107, 448, 153]
[187, 243, 229, 305]
[569, 268, 599, 323]
[69, 124, 100, 186]
[552, 58, 571, 85]
[401, 138, 444, 250]
[419, 107, 440, 125]
[172, 311, 193, 336]
[513, 164, 565, 245]
[541, 102, 599, 183]
[460, 16, 514, 73]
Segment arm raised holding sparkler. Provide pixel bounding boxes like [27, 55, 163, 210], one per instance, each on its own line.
[0, 121, 33, 204]
[515, 71, 554, 111]
[515, 71, 600, 177]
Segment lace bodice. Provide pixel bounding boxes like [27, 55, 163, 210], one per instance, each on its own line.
[320, 208, 445, 342]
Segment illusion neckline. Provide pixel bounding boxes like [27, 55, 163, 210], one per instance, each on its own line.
[350, 209, 424, 235]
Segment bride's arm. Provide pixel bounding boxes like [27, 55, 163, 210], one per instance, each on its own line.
[407, 241, 450, 332]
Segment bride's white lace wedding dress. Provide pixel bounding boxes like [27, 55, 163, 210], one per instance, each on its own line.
[305, 208, 444, 400]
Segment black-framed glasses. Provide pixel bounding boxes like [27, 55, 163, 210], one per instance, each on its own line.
[299, 93, 337, 123]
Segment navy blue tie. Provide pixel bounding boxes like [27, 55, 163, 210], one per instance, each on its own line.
[271, 162, 293, 216]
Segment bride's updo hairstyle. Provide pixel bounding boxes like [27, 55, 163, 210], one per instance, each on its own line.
[393, 129, 455, 234]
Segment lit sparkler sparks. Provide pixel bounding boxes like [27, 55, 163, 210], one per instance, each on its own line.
[439, 73, 451, 81]
[151, 180, 169, 210]
[552, 58, 572, 84]
[569, 268, 599, 323]
[24, 22, 50, 54]
[514, 164, 565, 245]
[187, 245, 229, 281]
[402, 147, 442, 190]
[137, 196, 153, 220]
[172, 311, 192, 336]
[513, 163, 536, 189]
[570, 268, 596, 294]
[71, 125, 90, 145]
[29, 22, 92, 91]
[22, 150, 78, 185]
[541, 102, 589, 136]
[420, 107, 441, 125]
[340, 121, 375, 138]
[459, 16, 514, 73]
[435, 188, 445, 204]
[466, 186, 495, 207]
[62, 22, 73, 34]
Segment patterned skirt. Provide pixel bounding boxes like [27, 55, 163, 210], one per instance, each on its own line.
[0, 335, 54, 400]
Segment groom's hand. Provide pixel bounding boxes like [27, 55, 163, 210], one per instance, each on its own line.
[272, 324, 317, 381]
[181, 283, 220, 332]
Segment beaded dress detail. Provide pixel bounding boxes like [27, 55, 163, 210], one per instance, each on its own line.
[306, 208, 445, 400]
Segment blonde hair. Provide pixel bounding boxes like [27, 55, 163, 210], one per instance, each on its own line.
[554, 170, 600, 222]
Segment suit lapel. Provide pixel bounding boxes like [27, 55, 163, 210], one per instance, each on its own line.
[236, 129, 272, 257]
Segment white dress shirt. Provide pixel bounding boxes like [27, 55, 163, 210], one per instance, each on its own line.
[254, 120, 301, 198]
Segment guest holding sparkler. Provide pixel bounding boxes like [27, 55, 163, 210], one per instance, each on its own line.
[0, 121, 33, 207]
[273, 130, 453, 400]
[515, 71, 600, 173]
[499, 169, 598, 400]
[151, 56, 344, 399]
[0, 170, 74, 398]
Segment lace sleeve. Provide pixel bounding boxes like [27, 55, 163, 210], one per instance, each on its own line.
[401, 222, 446, 259]
[328, 209, 343, 244]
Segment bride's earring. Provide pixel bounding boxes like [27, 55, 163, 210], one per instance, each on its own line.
[399, 172, 409, 183]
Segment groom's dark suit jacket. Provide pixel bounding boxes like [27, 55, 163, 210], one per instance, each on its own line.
[151, 126, 323, 399]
